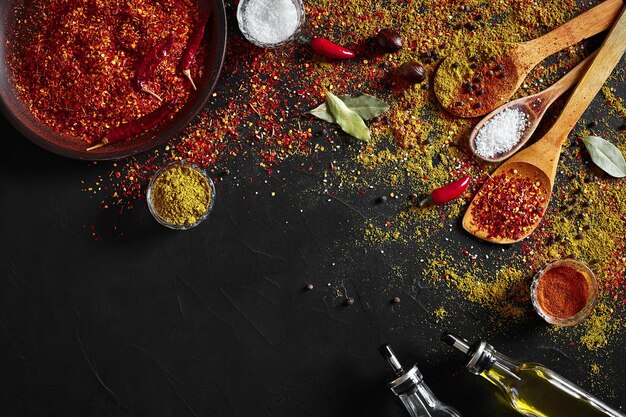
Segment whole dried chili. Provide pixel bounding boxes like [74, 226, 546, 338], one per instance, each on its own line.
[135, 34, 175, 101]
[301, 36, 356, 60]
[180, 12, 211, 91]
[87, 100, 177, 151]
[419, 175, 470, 207]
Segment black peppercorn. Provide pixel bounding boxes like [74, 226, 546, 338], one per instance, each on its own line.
[472, 102, 483, 109]
[473, 76, 483, 83]
[451, 62, 460, 69]
[455, 101, 464, 107]
[345, 297, 355, 306]
[469, 62, 478, 69]
[377, 196, 388, 204]
[476, 89, 485, 96]
[465, 22, 476, 30]
[305, 284, 314, 291]
[496, 64, 504, 71]
[408, 193, 418, 202]
[487, 70, 494, 76]
[392, 297, 401, 304]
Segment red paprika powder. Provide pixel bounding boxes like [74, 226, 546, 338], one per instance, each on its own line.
[535, 265, 590, 319]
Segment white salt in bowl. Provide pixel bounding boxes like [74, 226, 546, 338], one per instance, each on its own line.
[237, 0, 305, 48]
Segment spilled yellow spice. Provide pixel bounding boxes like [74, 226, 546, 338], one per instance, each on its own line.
[443, 266, 528, 321]
[580, 304, 622, 351]
[434, 307, 448, 323]
[602, 86, 626, 120]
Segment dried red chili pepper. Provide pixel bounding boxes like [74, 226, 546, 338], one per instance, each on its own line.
[419, 175, 470, 207]
[301, 36, 355, 60]
[87, 100, 177, 151]
[180, 11, 211, 90]
[135, 34, 175, 101]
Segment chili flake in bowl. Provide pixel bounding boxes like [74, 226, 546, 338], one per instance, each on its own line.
[147, 162, 215, 230]
[1, 0, 227, 160]
[530, 258, 598, 327]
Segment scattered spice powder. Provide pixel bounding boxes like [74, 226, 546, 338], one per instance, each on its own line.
[83, 0, 626, 356]
[535, 265, 591, 319]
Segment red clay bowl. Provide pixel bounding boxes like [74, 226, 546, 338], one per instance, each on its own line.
[0, 0, 226, 161]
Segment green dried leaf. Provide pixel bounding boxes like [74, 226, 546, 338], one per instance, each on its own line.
[308, 94, 389, 123]
[308, 103, 336, 123]
[581, 135, 626, 178]
[325, 91, 371, 142]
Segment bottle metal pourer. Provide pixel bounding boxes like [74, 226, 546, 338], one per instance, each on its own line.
[379, 344, 463, 417]
[441, 332, 626, 417]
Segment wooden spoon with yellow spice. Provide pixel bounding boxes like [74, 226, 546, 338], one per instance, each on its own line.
[434, 0, 623, 118]
[462, 5, 626, 244]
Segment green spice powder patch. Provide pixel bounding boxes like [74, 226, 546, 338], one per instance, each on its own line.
[151, 165, 211, 225]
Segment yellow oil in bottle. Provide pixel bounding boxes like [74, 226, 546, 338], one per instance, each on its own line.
[484, 362, 620, 417]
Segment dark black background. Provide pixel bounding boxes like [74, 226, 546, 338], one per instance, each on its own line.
[1, 2, 625, 416]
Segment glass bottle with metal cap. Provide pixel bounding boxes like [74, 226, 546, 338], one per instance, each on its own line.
[379, 344, 463, 417]
[441, 332, 626, 417]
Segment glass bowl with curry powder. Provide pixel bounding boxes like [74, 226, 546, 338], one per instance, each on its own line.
[147, 162, 215, 230]
[530, 258, 598, 327]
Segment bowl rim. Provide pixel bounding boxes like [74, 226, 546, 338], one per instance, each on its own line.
[0, 0, 227, 161]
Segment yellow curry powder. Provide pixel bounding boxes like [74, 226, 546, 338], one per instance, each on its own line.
[151, 165, 212, 225]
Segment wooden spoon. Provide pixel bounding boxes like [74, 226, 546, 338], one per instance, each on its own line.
[434, 0, 622, 118]
[463, 5, 626, 244]
[468, 52, 596, 163]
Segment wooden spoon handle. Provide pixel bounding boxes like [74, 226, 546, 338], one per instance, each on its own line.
[549, 6, 626, 146]
[521, 0, 623, 65]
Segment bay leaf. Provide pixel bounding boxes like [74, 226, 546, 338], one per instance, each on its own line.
[325, 91, 371, 142]
[582, 135, 626, 178]
[340, 94, 390, 120]
[308, 94, 389, 123]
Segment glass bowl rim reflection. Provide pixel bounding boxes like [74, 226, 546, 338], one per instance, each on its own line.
[236, 0, 305, 48]
[146, 161, 215, 230]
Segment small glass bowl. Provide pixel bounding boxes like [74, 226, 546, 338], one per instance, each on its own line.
[146, 161, 215, 230]
[237, 0, 305, 48]
[530, 258, 598, 326]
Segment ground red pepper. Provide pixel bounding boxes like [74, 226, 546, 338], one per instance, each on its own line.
[469, 170, 547, 240]
[8, 0, 204, 143]
[536, 266, 591, 318]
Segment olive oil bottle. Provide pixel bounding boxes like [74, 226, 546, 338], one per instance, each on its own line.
[442, 333, 625, 417]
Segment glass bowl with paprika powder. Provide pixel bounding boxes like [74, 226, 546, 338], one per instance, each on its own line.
[147, 162, 215, 230]
[530, 258, 598, 326]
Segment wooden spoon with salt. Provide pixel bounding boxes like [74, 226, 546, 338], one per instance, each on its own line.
[468, 52, 596, 163]
[434, 0, 622, 118]
[463, 5, 626, 244]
